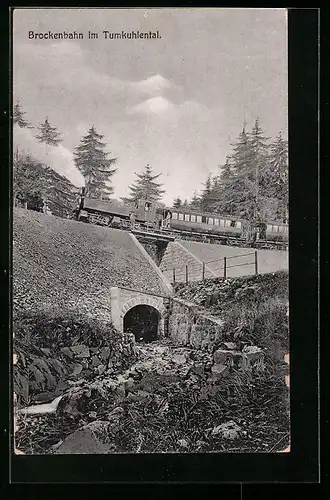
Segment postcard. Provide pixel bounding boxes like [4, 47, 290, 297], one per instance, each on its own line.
[12, 7, 289, 457]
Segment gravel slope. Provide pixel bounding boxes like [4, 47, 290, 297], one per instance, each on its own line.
[13, 209, 169, 319]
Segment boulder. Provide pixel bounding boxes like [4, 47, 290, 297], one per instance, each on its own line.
[242, 346, 264, 368]
[211, 364, 230, 379]
[71, 363, 83, 376]
[173, 354, 186, 365]
[91, 355, 102, 367]
[54, 421, 111, 454]
[211, 420, 241, 440]
[61, 347, 74, 359]
[125, 378, 135, 392]
[213, 349, 230, 365]
[70, 345, 90, 358]
[190, 363, 205, 378]
[57, 388, 91, 417]
[97, 364, 106, 376]
[214, 349, 242, 368]
[99, 347, 111, 361]
[40, 348, 51, 356]
[136, 390, 152, 401]
[221, 342, 237, 350]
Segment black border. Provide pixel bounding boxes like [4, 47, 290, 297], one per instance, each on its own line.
[2, 5, 319, 486]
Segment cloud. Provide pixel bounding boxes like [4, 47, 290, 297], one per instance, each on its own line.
[130, 74, 178, 96]
[128, 96, 176, 116]
[13, 125, 85, 188]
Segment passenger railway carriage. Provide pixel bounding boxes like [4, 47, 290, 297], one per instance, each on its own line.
[74, 188, 288, 245]
[169, 209, 288, 242]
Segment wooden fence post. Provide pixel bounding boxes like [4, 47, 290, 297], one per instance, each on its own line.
[186, 265, 189, 284]
[224, 256, 227, 279]
[202, 262, 205, 281]
[254, 251, 258, 275]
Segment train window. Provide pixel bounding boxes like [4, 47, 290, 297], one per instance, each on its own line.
[278, 225, 284, 233]
[214, 218, 219, 225]
[145, 202, 151, 211]
[172, 212, 178, 220]
[202, 216, 207, 223]
[219, 219, 225, 227]
[230, 220, 236, 228]
[178, 213, 184, 220]
[197, 215, 202, 223]
[208, 217, 214, 225]
[184, 214, 190, 221]
[267, 224, 272, 232]
[191, 215, 196, 223]
[225, 220, 231, 227]
[236, 221, 242, 229]
[284, 226, 288, 234]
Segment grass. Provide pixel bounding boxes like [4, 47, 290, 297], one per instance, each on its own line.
[15, 364, 289, 454]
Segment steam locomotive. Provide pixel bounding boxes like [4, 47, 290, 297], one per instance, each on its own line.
[74, 188, 288, 245]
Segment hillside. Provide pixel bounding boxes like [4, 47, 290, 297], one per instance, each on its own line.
[13, 208, 169, 320]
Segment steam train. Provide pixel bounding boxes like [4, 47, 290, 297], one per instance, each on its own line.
[74, 188, 288, 246]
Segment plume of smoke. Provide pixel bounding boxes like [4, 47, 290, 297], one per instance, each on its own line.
[13, 125, 85, 188]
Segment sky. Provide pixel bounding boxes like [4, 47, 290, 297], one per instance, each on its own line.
[13, 8, 288, 206]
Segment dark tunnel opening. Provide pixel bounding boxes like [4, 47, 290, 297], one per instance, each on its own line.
[123, 305, 160, 343]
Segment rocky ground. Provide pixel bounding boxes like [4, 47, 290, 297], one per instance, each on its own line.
[15, 337, 290, 455]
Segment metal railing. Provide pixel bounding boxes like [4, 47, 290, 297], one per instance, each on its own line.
[162, 250, 258, 285]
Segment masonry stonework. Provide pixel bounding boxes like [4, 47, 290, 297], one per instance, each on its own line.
[160, 241, 216, 283]
[110, 286, 167, 337]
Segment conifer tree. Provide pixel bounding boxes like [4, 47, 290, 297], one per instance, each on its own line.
[172, 196, 182, 208]
[35, 117, 62, 146]
[265, 132, 288, 222]
[249, 117, 270, 221]
[13, 100, 33, 128]
[223, 121, 264, 220]
[189, 191, 201, 211]
[200, 174, 214, 212]
[122, 164, 165, 204]
[73, 126, 117, 199]
[212, 156, 235, 215]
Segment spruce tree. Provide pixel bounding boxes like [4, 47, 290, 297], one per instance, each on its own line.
[200, 174, 214, 212]
[35, 117, 62, 146]
[123, 164, 165, 204]
[266, 132, 289, 222]
[73, 126, 117, 199]
[212, 156, 235, 215]
[249, 117, 270, 221]
[189, 191, 201, 211]
[173, 196, 182, 208]
[226, 123, 258, 220]
[13, 100, 33, 128]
